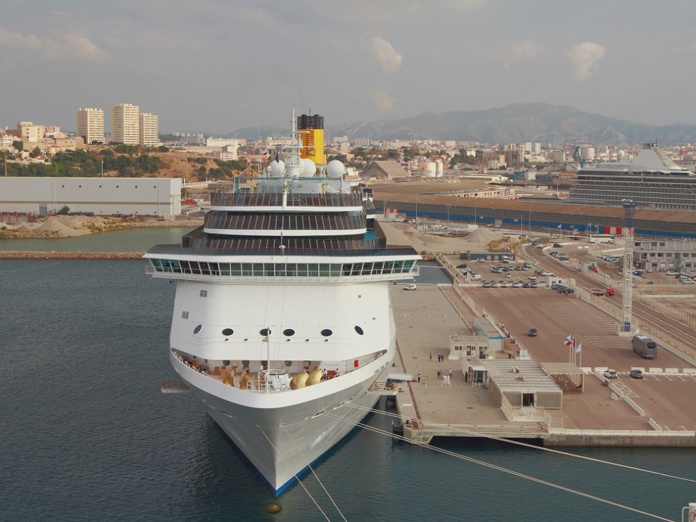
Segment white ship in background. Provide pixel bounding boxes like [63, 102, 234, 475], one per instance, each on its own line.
[145, 112, 420, 494]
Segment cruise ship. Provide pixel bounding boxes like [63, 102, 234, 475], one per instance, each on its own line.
[145, 113, 420, 494]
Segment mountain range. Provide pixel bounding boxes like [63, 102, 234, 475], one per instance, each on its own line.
[225, 103, 696, 145]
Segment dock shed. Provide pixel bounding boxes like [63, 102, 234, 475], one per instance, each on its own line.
[476, 360, 563, 422]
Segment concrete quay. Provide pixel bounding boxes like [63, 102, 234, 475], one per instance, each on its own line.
[389, 284, 696, 447]
[0, 251, 144, 259]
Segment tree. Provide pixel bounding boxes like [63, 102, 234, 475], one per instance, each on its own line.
[29, 147, 42, 158]
[57, 205, 70, 215]
[13, 141, 23, 152]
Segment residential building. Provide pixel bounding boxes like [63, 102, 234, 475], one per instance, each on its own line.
[76, 108, 105, 144]
[111, 103, 139, 145]
[17, 122, 45, 143]
[139, 112, 159, 147]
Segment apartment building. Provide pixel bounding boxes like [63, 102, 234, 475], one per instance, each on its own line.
[76, 108, 105, 144]
[111, 103, 140, 145]
[139, 112, 159, 147]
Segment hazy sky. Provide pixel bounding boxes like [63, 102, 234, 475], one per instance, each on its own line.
[2, 0, 696, 135]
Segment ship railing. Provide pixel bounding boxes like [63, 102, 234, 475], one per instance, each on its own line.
[147, 242, 418, 258]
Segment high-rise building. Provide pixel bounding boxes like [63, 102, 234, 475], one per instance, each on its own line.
[111, 103, 139, 145]
[76, 108, 104, 144]
[139, 112, 159, 147]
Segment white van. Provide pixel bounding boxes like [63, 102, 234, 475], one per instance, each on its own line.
[470, 273, 481, 281]
[404, 284, 417, 291]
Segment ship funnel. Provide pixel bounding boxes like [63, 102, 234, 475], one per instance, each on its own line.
[297, 113, 325, 166]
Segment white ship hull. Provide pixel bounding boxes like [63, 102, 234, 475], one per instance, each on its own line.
[171, 349, 391, 493]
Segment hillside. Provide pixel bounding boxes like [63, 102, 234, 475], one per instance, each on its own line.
[222, 103, 696, 145]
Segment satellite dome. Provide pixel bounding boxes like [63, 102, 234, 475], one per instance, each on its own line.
[300, 158, 317, 177]
[327, 159, 346, 179]
[268, 159, 285, 177]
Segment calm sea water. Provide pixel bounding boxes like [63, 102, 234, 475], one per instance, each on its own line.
[1, 231, 694, 521]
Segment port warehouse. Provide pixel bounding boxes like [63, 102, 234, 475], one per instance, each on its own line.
[0, 177, 182, 217]
[370, 190, 696, 239]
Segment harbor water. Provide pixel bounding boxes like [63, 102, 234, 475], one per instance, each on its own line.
[1, 231, 694, 521]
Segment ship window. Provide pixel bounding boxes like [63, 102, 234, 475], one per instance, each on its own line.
[285, 360, 292, 367]
[181, 311, 189, 319]
[330, 264, 342, 277]
[193, 324, 202, 334]
[283, 329, 295, 337]
[319, 264, 331, 277]
[321, 329, 333, 337]
[361, 263, 373, 275]
[260, 328, 271, 336]
[308, 264, 319, 276]
[222, 328, 234, 336]
[296, 263, 308, 277]
[230, 263, 242, 276]
[354, 326, 364, 335]
[200, 290, 208, 297]
[274, 264, 286, 277]
[253, 263, 264, 276]
[286, 264, 297, 277]
[242, 263, 253, 276]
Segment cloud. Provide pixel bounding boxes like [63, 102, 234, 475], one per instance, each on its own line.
[44, 31, 110, 62]
[369, 37, 402, 74]
[512, 40, 541, 58]
[0, 28, 41, 49]
[373, 90, 395, 111]
[0, 28, 109, 62]
[567, 42, 605, 81]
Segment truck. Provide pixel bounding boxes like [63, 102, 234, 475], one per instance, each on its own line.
[591, 287, 615, 297]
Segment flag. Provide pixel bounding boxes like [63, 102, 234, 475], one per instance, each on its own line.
[557, 224, 562, 229]
[275, 152, 280, 163]
[575, 343, 582, 354]
[565, 335, 573, 346]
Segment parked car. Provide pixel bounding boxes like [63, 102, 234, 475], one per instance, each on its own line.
[528, 327, 538, 337]
[629, 369, 644, 379]
[553, 243, 563, 248]
[604, 369, 618, 379]
[403, 284, 417, 291]
[457, 264, 467, 268]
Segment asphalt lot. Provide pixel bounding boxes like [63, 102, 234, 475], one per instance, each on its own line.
[398, 255, 696, 432]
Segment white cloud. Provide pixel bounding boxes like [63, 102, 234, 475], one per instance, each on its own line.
[44, 31, 110, 62]
[0, 28, 41, 49]
[369, 37, 402, 74]
[567, 42, 605, 81]
[512, 41, 541, 58]
[0, 28, 109, 62]
[373, 90, 395, 111]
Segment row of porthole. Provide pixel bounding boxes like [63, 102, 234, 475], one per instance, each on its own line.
[193, 326, 365, 336]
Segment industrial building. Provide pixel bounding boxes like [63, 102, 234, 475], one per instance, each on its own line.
[0, 177, 182, 217]
[633, 238, 696, 272]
